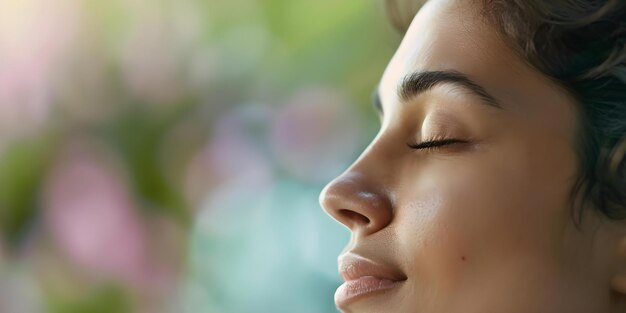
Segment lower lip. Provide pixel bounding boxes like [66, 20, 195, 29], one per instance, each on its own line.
[334, 276, 404, 307]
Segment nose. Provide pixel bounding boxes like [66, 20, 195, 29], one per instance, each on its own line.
[319, 171, 394, 236]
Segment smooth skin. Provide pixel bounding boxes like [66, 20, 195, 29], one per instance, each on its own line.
[320, 0, 626, 312]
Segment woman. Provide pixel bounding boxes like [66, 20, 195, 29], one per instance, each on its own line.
[319, 0, 626, 312]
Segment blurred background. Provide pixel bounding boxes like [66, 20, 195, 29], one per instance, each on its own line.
[0, 0, 400, 312]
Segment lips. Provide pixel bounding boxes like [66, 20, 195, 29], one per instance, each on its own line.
[335, 253, 407, 308]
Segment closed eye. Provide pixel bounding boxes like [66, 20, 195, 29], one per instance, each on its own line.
[407, 139, 467, 151]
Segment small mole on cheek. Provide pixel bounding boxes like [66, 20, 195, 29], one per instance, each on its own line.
[461, 256, 466, 261]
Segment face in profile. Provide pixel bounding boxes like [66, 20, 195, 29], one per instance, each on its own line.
[320, 0, 626, 312]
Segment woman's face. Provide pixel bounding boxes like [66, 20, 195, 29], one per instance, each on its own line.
[320, 0, 624, 312]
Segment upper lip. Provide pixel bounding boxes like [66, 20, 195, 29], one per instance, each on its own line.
[338, 253, 407, 282]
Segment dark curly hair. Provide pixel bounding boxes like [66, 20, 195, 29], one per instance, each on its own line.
[384, 0, 626, 222]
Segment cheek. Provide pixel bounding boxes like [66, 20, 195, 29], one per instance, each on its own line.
[393, 139, 577, 302]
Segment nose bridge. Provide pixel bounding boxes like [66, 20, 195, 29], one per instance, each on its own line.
[344, 126, 398, 182]
[319, 133, 397, 236]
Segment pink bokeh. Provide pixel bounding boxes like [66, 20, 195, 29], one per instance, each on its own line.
[42, 139, 151, 286]
[0, 0, 78, 139]
[269, 88, 363, 182]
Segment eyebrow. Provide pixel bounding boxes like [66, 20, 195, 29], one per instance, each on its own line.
[373, 70, 503, 115]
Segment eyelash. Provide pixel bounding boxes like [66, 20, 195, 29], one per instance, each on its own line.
[406, 136, 468, 151]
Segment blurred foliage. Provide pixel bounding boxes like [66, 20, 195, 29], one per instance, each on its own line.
[0, 137, 55, 247]
[47, 286, 131, 313]
[106, 105, 191, 223]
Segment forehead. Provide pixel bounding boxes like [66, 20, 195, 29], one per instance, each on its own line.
[377, 0, 579, 139]
[379, 0, 525, 111]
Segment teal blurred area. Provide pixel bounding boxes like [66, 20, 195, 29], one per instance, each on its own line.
[0, 0, 399, 312]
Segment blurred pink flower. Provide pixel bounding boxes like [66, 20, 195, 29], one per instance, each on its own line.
[120, 21, 182, 104]
[185, 106, 274, 205]
[0, 0, 78, 139]
[119, 0, 206, 105]
[42, 139, 150, 286]
[269, 88, 363, 182]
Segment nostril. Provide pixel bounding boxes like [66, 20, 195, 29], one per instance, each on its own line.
[339, 209, 370, 225]
[320, 173, 393, 235]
